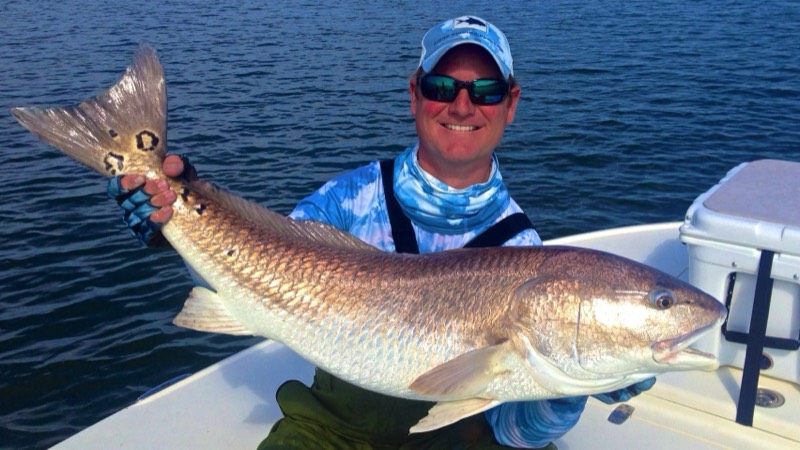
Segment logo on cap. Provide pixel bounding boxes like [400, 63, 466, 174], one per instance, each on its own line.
[453, 17, 487, 32]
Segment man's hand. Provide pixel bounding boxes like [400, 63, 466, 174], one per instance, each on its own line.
[108, 154, 192, 245]
[117, 175, 177, 224]
[117, 154, 186, 224]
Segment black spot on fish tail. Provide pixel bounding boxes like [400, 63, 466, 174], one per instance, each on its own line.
[195, 203, 207, 215]
[181, 186, 191, 202]
[108, 129, 119, 138]
[135, 130, 159, 152]
[103, 152, 125, 175]
[226, 249, 237, 257]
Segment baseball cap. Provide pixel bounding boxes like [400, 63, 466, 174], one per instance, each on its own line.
[418, 16, 513, 79]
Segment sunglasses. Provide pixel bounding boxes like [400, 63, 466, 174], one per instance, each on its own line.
[417, 74, 510, 105]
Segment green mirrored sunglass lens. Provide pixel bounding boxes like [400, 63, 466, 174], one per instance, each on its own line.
[420, 75, 508, 104]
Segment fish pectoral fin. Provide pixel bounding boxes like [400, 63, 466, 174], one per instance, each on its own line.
[409, 342, 510, 398]
[409, 398, 500, 434]
[173, 287, 252, 336]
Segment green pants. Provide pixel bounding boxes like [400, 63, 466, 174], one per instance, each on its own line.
[258, 369, 556, 450]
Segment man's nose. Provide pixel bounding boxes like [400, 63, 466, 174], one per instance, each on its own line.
[448, 87, 475, 116]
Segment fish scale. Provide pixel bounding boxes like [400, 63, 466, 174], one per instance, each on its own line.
[11, 42, 727, 434]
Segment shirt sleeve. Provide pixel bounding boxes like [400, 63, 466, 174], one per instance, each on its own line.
[485, 397, 589, 448]
[290, 179, 348, 227]
[503, 228, 542, 247]
[289, 162, 382, 228]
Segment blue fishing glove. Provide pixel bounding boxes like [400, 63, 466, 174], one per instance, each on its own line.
[592, 377, 656, 404]
[486, 397, 588, 448]
[107, 176, 165, 247]
[107, 155, 196, 247]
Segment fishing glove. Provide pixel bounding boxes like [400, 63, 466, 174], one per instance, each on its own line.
[592, 377, 656, 404]
[107, 155, 196, 247]
[107, 176, 163, 247]
[486, 397, 588, 448]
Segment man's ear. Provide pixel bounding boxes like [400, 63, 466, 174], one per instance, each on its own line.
[505, 85, 521, 124]
[409, 78, 419, 117]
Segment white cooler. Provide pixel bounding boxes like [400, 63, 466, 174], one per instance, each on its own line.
[680, 159, 800, 384]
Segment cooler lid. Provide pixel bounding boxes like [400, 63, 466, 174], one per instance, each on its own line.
[704, 159, 800, 228]
[681, 159, 800, 255]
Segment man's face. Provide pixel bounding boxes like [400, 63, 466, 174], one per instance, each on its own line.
[410, 44, 520, 188]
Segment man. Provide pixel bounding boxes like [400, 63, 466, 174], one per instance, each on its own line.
[111, 16, 653, 449]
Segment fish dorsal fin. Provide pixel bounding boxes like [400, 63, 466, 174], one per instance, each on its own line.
[11, 42, 167, 178]
[410, 398, 500, 434]
[409, 341, 512, 399]
[173, 286, 252, 336]
[188, 180, 380, 252]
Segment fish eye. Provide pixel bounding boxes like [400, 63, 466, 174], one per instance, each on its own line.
[651, 290, 676, 309]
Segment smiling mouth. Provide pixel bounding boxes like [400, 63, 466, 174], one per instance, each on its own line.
[443, 123, 479, 132]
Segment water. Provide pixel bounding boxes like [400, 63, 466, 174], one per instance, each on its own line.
[1, 0, 798, 448]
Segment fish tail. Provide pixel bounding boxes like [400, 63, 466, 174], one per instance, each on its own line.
[11, 42, 168, 178]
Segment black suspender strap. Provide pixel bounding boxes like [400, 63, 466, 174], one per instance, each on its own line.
[463, 212, 534, 249]
[380, 159, 420, 254]
[735, 249, 776, 426]
[380, 158, 535, 253]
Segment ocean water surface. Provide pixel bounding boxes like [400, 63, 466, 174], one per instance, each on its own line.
[1, 0, 798, 448]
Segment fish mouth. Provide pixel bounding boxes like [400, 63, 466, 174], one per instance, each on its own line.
[651, 320, 721, 370]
